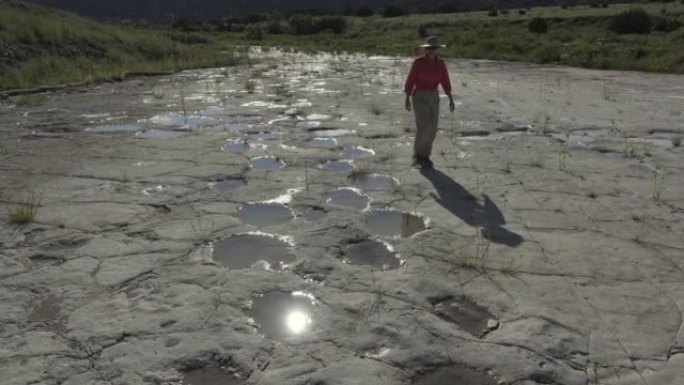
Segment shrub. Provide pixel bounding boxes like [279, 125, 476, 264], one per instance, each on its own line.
[418, 23, 429, 38]
[383, 5, 406, 18]
[317, 16, 348, 34]
[267, 21, 285, 34]
[356, 7, 375, 17]
[529, 17, 549, 33]
[488, 9, 499, 17]
[519, 10, 527, 15]
[244, 24, 263, 40]
[654, 17, 682, 32]
[609, 8, 652, 34]
[288, 14, 317, 34]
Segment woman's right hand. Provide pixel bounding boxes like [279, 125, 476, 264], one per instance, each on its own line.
[405, 97, 411, 111]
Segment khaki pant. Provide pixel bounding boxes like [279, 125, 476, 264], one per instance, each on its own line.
[412, 90, 440, 158]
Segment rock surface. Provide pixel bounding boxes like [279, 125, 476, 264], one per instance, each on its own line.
[1, 48, 683, 384]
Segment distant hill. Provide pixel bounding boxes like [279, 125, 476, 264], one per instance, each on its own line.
[22, 0, 637, 20]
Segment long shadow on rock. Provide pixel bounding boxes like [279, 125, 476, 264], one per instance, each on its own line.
[420, 168, 523, 247]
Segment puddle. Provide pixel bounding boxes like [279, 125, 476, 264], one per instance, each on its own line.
[135, 129, 190, 139]
[248, 131, 281, 141]
[231, 114, 262, 123]
[549, 133, 595, 147]
[365, 210, 426, 238]
[149, 113, 208, 127]
[307, 127, 356, 137]
[306, 113, 332, 120]
[298, 121, 322, 129]
[221, 140, 250, 153]
[432, 297, 496, 337]
[87, 124, 140, 133]
[181, 367, 245, 385]
[250, 156, 285, 171]
[209, 178, 246, 191]
[238, 203, 294, 227]
[325, 188, 370, 210]
[320, 160, 354, 172]
[343, 240, 401, 270]
[212, 234, 295, 271]
[412, 366, 497, 385]
[340, 146, 375, 159]
[215, 123, 250, 133]
[459, 130, 491, 137]
[309, 137, 338, 148]
[248, 291, 317, 339]
[350, 173, 397, 190]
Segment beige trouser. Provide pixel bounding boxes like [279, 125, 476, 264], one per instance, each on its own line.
[412, 90, 440, 158]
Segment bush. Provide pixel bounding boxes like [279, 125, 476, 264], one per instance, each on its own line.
[488, 9, 499, 17]
[418, 23, 429, 38]
[654, 17, 682, 32]
[288, 14, 317, 34]
[356, 7, 375, 17]
[267, 21, 285, 34]
[519, 10, 527, 15]
[529, 17, 549, 33]
[383, 5, 406, 18]
[317, 16, 348, 34]
[609, 8, 652, 34]
[244, 24, 263, 40]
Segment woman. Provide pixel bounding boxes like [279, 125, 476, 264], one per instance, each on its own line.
[404, 36, 455, 169]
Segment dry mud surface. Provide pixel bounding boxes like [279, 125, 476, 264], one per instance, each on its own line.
[1, 48, 683, 385]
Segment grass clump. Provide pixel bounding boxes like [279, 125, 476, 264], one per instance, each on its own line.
[609, 8, 652, 35]
[7, 191, 41, 225]
[15, 94, 48, 106]
[245, 79, 256, 93]
[529, 17, 549, 34]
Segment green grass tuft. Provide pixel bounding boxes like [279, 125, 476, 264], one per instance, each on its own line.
[7, 191, 41, 225]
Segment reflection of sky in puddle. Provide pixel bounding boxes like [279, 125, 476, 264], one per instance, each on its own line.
[135, 130, 190, 139]
[87, 124, 140, 133]
[365, 210, 426, 238]
[149, 113, 210, 127]
[238, 202, 294, 227]
[309, 137, 338, 148]
[319, 160, 354, 172]
[142, 185, 166, 195]
[251, 156, 285, 170]
[344, 240, 401, 270]
[341, 146, 375, 159]
[325, 188, 370, 210]
[248, 131, 281, 140]
[248, 291, 316, 339]
[307, 113, 332, 121]
[212, 234, 295, 271]
[307, 128, 356, 137]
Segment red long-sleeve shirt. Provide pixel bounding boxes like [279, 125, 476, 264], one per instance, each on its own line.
[404, 55, 452, 95]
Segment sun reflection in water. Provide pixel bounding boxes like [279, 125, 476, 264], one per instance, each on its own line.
[285, 309, 312, 334]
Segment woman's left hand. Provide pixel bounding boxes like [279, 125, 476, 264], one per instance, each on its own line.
[449, 99, 456, 112]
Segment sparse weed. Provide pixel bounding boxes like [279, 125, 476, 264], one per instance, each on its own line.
[16, 94, 48, 107]
[609, 120, 625, 136]
[152, 88, 165, 99]
[120, 170, 131, 183]
[7, 191, 41, 225]
[530, 157, 544, 168]
[191, 216, 217, 243]
[460, 80, 468, 88]
[272, 83, 289, 96]
[587, 191, 598, 199]
[558, 143, 569, 171]
[622, 140, 652, 159]
[632, 212, 648, 222]
[502, 163, 512, 174]
[0, 139, 8, 156]
[349, 164, 371, 180]
[602, 83, 611, 101]
[245, 79, 257, 93]
[652, 170, 666, 201]
[369, 103, 383, 116]
[672, 136, 682, 148]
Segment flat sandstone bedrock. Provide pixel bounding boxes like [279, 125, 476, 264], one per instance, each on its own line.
[0, 49, 683, 385]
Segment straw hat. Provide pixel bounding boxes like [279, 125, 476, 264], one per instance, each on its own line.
[420, 36, 446, 48]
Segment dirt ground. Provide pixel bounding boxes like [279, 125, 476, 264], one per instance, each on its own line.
[1, 48, 683, 385]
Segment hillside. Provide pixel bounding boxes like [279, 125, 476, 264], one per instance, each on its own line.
[0, 2, 241, 90]
[25, 0, 639, 20]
